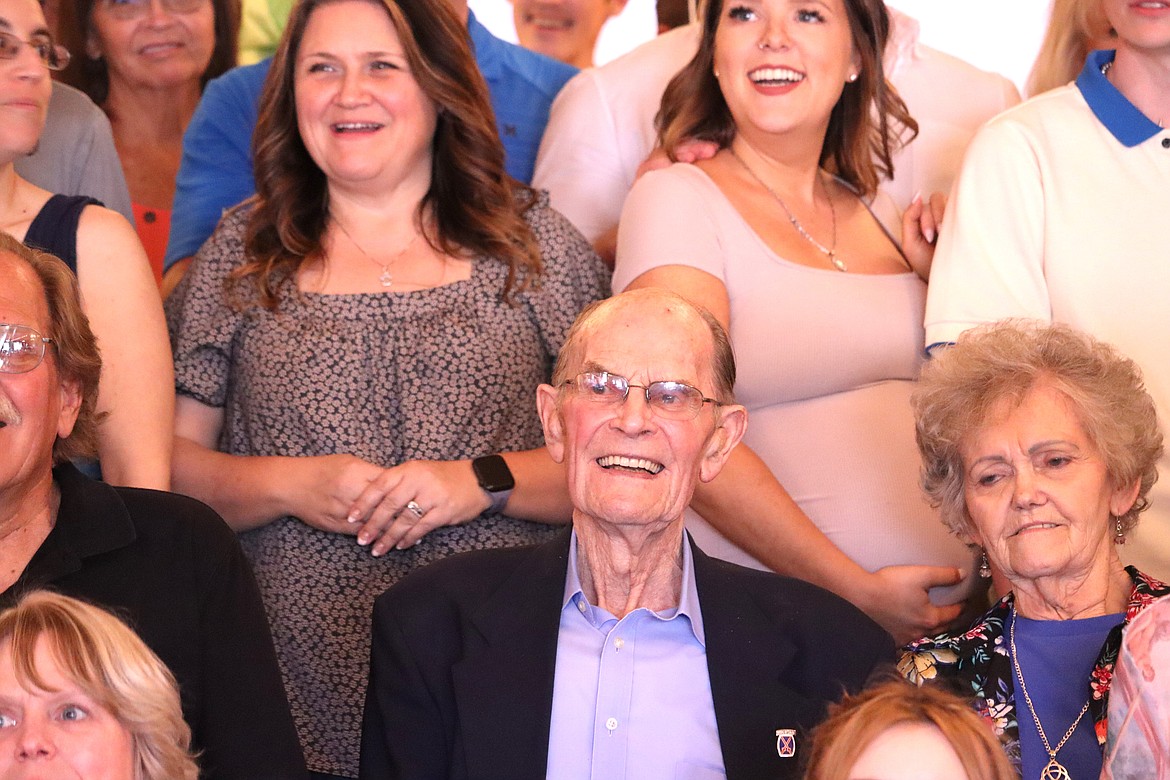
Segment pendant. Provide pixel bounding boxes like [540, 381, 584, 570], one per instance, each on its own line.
[379, 267, 393, 288]
[829, 253, 848, 272]
[1041, 757, 1072, 780]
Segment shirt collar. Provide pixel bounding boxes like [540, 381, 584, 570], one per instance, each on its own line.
[562, 529, 706, 646]
[466, 10, 500, 79]
[1077, 49, 1163, 147]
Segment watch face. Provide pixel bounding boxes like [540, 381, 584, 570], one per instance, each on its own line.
[473, 455, 515, 493]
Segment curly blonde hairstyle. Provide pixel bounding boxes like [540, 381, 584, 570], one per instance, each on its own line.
[805, 679, 1015, 780]
[913, 320, 1162, 540]
[0, 591, 198, 780]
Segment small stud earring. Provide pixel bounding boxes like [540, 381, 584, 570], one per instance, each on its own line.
[846, 72, 859, 83]
[978, 549, 992, 579]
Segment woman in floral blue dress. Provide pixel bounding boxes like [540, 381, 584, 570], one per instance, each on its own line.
[900, 321, 1170, 779]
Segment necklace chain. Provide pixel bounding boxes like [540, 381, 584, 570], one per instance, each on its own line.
[1009, 610, 1091, 780]
[729, 147, 845, 272]
[333, 218, 420, 288]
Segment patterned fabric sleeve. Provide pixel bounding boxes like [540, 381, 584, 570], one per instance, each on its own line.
[519, 195, 612, 363]
[165, 207, 254, 408]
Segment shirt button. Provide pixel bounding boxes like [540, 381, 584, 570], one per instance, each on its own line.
[605, 717, 619, 731]
[577, 600, 587, 614]
[614, 637, 625, 650]
[1162, 137, 1170, 148]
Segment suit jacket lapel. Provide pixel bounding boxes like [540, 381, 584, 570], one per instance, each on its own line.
[694, 541, 823, 780]
[452, 528, 571, 780]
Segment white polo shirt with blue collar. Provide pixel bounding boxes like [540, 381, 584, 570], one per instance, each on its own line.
[924, 49, 1170, 580]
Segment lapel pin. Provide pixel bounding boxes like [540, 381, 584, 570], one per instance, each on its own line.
[775, 728, 796, 758]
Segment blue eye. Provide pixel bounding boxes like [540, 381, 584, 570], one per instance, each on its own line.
[59, 704, 89, 722]
[796, 8, 824, 22]
[727, 5, 756, 21]
[0, 712, 18, 728]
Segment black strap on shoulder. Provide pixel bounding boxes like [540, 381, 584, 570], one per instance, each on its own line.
[23, 194, 104, 274]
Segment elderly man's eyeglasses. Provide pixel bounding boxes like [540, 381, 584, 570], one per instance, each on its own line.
[0, 325, 55, 374]
[98, 0, 208, 21]
[0, 32, 71, 71]
[561, 371, 720, 420]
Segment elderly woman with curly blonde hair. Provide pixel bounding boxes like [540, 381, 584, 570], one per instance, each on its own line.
[0, 591, 198, 779]
[901, 321, 1170, 778]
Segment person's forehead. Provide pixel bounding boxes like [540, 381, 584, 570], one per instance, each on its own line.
[0, 252, 51, 332]
[579, 301, 713, 378]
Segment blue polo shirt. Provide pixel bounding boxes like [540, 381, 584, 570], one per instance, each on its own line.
[164, 11, 576, 269]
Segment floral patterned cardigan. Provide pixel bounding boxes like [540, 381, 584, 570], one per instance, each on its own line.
[898, 567, 1169, 772]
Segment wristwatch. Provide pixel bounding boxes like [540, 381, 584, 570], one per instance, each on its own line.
[472, 455, 515, 514]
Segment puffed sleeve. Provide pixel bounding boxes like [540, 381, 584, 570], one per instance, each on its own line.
[165, 208, 253, 407]
[520, 195, 612, 361]
[613, 164, 729, 292]
[923, 115, 1053, 349]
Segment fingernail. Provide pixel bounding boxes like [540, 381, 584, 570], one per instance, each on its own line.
[357, 535, 369, 546]
[911, 190, 922, 204]
[371, 546, 384, 558]
[347, 514, 360, 524]
[925, 227, 936, 244]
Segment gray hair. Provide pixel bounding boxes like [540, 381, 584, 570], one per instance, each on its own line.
[913, 320, 1161, 538]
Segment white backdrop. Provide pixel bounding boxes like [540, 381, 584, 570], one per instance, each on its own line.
[471, 0, 1054, 95]
[468, 0, 658, 66]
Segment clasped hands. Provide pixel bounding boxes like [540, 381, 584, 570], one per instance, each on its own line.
[292, 454, 491, 556]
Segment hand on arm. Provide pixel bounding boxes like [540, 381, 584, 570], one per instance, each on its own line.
[900, 191, 947, 280]
[76, 206, 174, 489]
[345, 448, 571, 556]
[624, 267, 958, 644]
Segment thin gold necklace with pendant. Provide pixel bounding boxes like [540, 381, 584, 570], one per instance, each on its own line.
[333, 218, 419, 288]
[729, 146, 846, 272]
[1009, 610, 1091, 780]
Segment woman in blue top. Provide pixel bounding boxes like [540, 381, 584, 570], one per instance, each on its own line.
[901, 321, 1170, 778]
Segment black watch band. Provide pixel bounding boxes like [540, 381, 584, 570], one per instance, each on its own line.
[472, 455, 515, 514]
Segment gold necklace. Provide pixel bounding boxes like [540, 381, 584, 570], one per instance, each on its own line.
[333, 218, 419, 288]
[1009, 611, 1091, 780]
[729, 146, 845, 272]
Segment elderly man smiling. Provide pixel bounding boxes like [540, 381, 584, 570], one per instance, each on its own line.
[360, 289, 892, 780]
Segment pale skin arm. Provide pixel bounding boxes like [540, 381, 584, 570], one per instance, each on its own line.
[174, 396, 572, 547]
[343, 447, 572, 556]
[625, 266, 962, 644]
[75, 206, 173, 489]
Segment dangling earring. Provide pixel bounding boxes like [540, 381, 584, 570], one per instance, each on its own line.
[1115, 517, 1126, 544]
[978, 549, 992, 579]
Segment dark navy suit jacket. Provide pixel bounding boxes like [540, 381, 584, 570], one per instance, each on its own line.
[360, 527, 893, 780]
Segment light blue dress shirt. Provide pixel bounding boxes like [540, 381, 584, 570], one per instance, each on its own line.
[546, 532, 726, 780]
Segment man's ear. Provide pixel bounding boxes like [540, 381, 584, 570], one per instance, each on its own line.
[698, 404, 747, 483]
[56, 376, 82, 440]
[536, 384, 566, 464]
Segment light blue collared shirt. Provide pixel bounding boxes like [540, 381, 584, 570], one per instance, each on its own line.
[545, 532, 726, 780]
[1077, 49, 1164, 147]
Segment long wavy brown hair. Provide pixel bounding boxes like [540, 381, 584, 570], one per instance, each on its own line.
[658, 0, 917, 198]
[235, 0, 540, 310]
